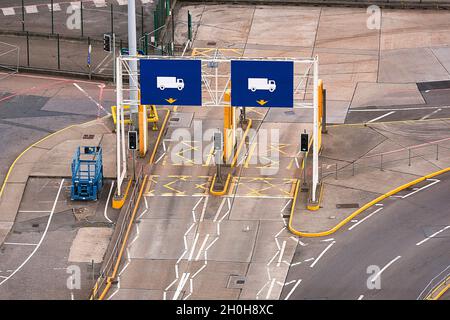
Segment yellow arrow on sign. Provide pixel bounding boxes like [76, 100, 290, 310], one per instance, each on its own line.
[165, 98, 177, 104]
[256, 99, 268, 106]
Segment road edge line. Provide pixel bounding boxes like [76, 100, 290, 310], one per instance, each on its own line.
[289, 167, 450, 238]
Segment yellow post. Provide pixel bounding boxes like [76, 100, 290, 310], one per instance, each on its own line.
[138, 104, 148, 157]
[318, 79, 323, 151]
[223, 88, 235, 163]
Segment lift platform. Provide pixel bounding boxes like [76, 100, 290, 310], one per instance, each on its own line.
[71, 146, 104, 201]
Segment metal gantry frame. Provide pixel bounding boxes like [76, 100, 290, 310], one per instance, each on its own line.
[115, 54, 320, 200]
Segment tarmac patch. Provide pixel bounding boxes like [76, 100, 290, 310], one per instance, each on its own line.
[68, 227, 112, 263]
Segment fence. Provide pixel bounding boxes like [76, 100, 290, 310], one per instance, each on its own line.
[90, 169, 144, 300]
[316, 138, 450, 181]
[0, 1, 187, 78]
[418, 265, 450, 300]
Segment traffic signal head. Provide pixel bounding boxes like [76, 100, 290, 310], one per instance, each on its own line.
[128, 131, 138, 150]
[300, 133, 309, 152]
[103, 33, 112, 52]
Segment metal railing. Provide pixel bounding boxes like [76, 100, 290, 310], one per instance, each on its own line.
[90, 168, 144, 300]
[318, 139, 450, 181]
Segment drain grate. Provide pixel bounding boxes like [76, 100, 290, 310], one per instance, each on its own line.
[169, 117, 180, 122]
[207, 41, 217, 46]
[336, 203, 359, 209]
[83, 134, 95, 139]
[227, 275, 246, 289]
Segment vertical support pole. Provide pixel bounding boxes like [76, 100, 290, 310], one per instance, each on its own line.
[312, 57, 319, 202]
[21, 0, 25, 32]
[57, 33, 61, 70]
[26, 31, 30, 67]
[188, 10, 192, 41]
[110, 3, 114, 35]
[81, 1, 84, 37]
[116, 57, 123, 196]
[113, 33, 116, 85]
[51, 0, 55, 34]
[141, 6, 144, 38]
[128, 0, 139, 127]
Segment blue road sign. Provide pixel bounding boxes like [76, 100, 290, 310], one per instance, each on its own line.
[231, 60, 294, 108]
[140, 59, 202, 106]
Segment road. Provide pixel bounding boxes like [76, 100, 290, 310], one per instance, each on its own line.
[281, 172, 450, 300]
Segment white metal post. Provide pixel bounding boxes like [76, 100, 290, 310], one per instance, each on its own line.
[116, 57, 123, 196]
[128, 0, 139, 120]
[312, 56, 319, 202]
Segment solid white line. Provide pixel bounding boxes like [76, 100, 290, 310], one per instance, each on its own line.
[366, 111, 396, 123]
[199, 196, 209, 221]
[213, 198, 227, 222]
[0, 179, 64, 287]
[203, 237, 218, 252]
[402, 179, 440, 199]
[265, 278, 276, 299]
[284, 279, 302, 300]
[187, 233, 200, 261]
[173, 272, 190, 300]
[194, 234, 210, 261]
[371, 255, 402, 283]
[191, 264, 207, 279]
[350, 105, 450, 112]
[18, 210, 51, 213]
[420, 108, 442, 120]
[416, 225, 450, 246]
[104, 181, 114, 223]
[3, 242, 38, 246]
[358, 295, 364, 300]
[277, 241, 286, 267]
[310, 241, 336, 268]
[73, 83, 110, 115]
[348, 207, 383, 231]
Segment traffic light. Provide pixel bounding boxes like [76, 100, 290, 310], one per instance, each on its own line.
[300, 133, 309, 152]
[103, 33, 112, 52]
[128, 131, 138, 150]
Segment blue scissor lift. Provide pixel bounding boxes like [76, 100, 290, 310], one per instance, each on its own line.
[71, 146, 103, 201]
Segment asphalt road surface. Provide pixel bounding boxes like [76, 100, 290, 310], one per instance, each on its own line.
[281, 172, 450, 300]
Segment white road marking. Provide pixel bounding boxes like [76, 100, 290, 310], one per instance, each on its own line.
[350, 105, 450, 112]
[3, 242, 38, 246]
[116, 0, 128, 5]
[357, 295, 364, 300]
[18, 210, 51, 213]
[194, 234, 210, 261]
[93, 0, 107, 7]
[213, 198, 227, 222]
[401, 179, 440, 199]
[104, 181, 114, 223]
[366, 111, 396, 123]
[310, 241, 336, 268]
[187, 233, 200, 261]
[0, 179, 64, 287]
[371, 255, 402, 283]
[420, 108, 442, 120]
[47, 3, 61, 11]
[284, 279, 302, 300]
[73, 83, 110, 115]
[276, 241, 286, 267]
[173, 272, 190, 300]
[348, 207, 383, 231]
[25, 5, 38, 14]
[70, 2, 82, 9]
[321, 238, 334, 242]
[416, 225, 450, 246]
[265, 278, 276, 299]
[1, 8, 15, 16]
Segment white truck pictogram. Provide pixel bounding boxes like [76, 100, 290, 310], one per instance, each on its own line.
[248, 78, 276, 92]
[157, 77, 185, 90]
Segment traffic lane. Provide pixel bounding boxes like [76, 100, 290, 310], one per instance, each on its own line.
[283, 174, 450, 300]
[345, 106, 450, 124]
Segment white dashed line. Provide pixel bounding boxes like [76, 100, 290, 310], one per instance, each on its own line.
[416, 225, 450, 246]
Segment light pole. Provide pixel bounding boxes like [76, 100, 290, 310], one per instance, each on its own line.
[128, 0, 139, 130]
